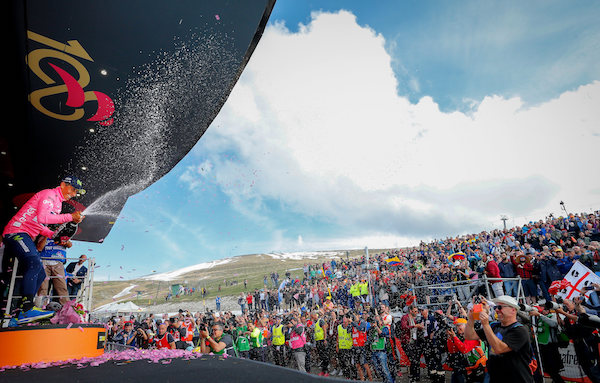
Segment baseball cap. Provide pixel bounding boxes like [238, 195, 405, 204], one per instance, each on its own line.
[454, 318, 467, 325]
[62, 176, 86, 195]
[492, 295, 519, 309]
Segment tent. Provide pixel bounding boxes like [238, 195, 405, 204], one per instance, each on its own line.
[94, 301, 142, 313]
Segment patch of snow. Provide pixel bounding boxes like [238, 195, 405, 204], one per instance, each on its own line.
[264, 251, 343, 261]
[113, 284, 137, 299]
[141, 258, 235, 281]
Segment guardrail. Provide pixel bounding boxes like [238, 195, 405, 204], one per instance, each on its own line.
[2, 256, 95, 327]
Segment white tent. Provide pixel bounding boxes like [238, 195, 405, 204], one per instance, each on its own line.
[94, 301, 143, 313]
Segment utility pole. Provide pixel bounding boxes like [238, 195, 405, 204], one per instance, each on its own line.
[365, 246, 372, 305]
[500, 215, 508, 230]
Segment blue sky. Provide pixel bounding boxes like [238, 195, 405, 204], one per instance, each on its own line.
[71, 1, 600, 280]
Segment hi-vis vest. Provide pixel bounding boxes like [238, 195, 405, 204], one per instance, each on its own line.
[272, 325, 285, 346]
[249, 327, 264, 348]
[154, 333, 172, 349]
[352, 326, 367, 347]
[371, 335, 386, 351]
[314, 320, 325, 341]
[290, 325, 307, 350]
[360, 282, 368, 295]
[236, 335, 251, 352]
[338, 324, 353, 349]
[183, 321, 194, 342]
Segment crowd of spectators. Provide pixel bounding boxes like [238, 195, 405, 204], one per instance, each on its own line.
[103, 210, 600, 383]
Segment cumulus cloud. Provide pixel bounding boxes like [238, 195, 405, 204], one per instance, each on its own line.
[185, 10, 600, 243]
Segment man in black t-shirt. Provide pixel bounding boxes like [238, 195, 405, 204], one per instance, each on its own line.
[465, 295, 533, 383]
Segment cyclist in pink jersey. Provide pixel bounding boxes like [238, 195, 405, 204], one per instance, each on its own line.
[2, 176, 85, 324]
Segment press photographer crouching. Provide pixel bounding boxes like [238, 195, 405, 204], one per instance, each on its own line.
[465, 295, 534, 383]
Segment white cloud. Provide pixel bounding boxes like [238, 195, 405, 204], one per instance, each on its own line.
[190, 10, 600, 241]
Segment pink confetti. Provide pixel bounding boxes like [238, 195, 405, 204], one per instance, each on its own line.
[78, 326, 84, 332]
[66, 323, 73, 330]
[215, 14, 220, 20]
[1, 348, 202, 371]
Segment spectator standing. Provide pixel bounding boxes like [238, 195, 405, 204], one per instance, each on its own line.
[246, 292, 253, 311]
[65, 254, 88, 299]
[36, 235, 70, 305]
[483, 254, 504, 298]
[400, 305, 425, 383]
[288, 316, 307, 372]
[527, 306, 564, 383]
[499, 254, 517, 297]
[336, 314, 354, 379]
[465, 295, 533, 383]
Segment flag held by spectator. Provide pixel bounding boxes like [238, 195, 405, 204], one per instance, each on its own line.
[554, 261, 600, 299]
[385, 256, 402, 266]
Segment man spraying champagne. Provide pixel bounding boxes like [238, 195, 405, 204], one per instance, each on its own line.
[2, 176, 85, 324]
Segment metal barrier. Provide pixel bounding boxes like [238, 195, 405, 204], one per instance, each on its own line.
[2, 256, 95, 327]
[410, 276, 525, 308]
[104, 341, 137, 352]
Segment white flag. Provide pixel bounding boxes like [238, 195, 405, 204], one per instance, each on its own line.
[556, 261, 600, 300]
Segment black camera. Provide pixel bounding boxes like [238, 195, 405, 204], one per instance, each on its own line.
[434, 312, 455, 333]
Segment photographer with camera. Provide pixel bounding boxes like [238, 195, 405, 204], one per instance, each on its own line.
[369, 312, 395, 383]
[113, 321, 137, 348]
[556, 298, 600, 383]
[199, 321, 235, 356]
[247, 319, 268, 362]
[465, 295, 533, 383]
[447, 317, 487, 383]
[526, 304, 564, 383]
[151, 323, 176, 350]
[167, 317, 188, 350]
[134, 324, 151, 349]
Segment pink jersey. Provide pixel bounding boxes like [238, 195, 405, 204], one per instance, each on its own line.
[3, 186, 73, 239]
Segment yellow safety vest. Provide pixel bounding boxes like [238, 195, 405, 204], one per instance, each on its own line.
[338, 324, 352, 350]
[351, 284, 360, 297]
[360, 282, 368, 295]
[272, 325, 285, 346]
[314, 320, 324, 341]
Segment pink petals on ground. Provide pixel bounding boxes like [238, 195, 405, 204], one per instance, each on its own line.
[0, 349, 203, 372]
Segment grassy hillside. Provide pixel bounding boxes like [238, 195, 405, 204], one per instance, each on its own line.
[92, 248, 390, 310]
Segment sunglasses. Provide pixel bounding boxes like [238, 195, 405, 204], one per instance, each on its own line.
[494, 305, 506, 311]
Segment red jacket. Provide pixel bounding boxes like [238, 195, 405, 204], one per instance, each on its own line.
[447, 336, 479, 354]
[485, 260, 502, 282]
